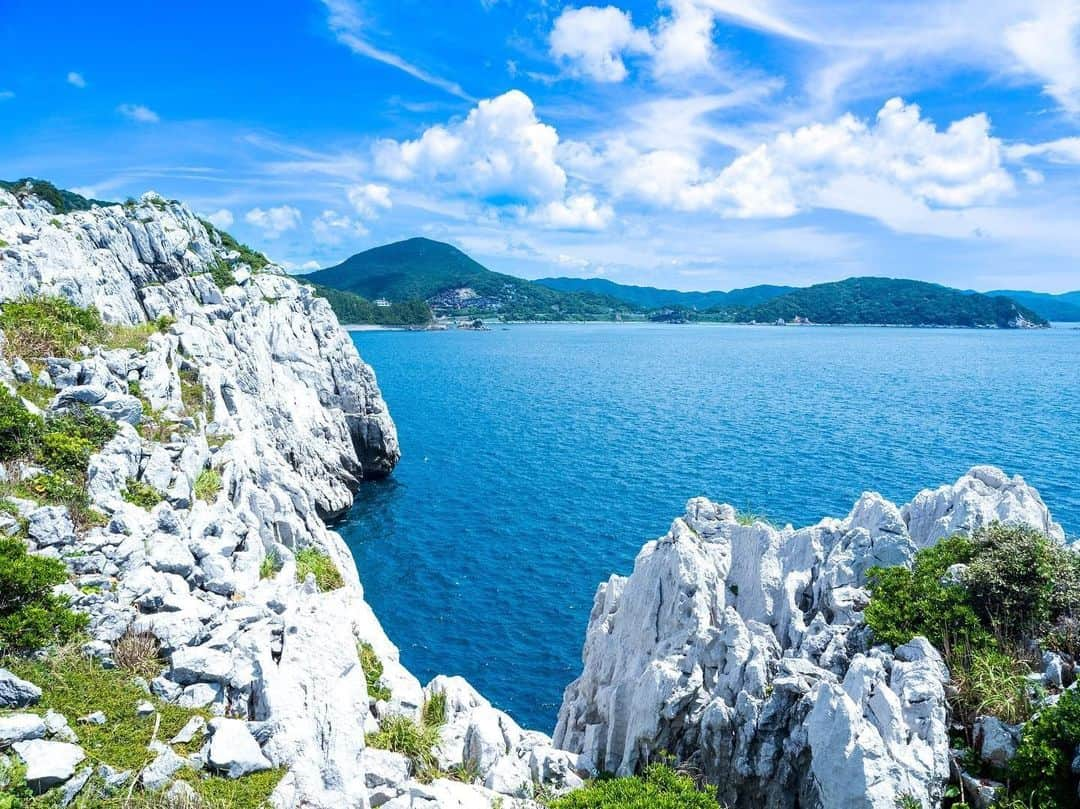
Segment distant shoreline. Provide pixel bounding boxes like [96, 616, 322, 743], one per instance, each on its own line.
[344, 320, 1075, 331]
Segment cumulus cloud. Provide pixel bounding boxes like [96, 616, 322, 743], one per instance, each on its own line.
[373, 90, 566, 203]
[245, 205, 302, 238]
[204, 209, 234, 229]
[611, 98, 1013, 226]
[1004, 4, 1080, 115]
[530, 194, 614, 230]
[1006, 137, 1080, 164]
[117, 104, 160, 123]
[347, 183, 392, 218]
[67, 71, 86, 88]
[549, 6, 652, 82]
[312, 210, 368, 244]
[652, 0, 718, 78]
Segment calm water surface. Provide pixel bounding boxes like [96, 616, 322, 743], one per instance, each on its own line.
[340, 323, 1080, 732]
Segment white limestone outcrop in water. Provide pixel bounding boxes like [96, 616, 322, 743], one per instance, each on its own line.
[0, 187, 582, 808]
[554, 466, 1064, 809]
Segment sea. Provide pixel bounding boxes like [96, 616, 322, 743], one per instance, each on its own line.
[339, 323, 1080, 732]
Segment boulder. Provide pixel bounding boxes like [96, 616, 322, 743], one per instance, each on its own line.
[974, 716, 1020, 768]
[206, 718, 272, 778]
[11, 739, 86, 792]
[0, 713, 47, 745]
[0, 668, 42, 708]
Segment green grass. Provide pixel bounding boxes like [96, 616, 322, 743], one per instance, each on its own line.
[209, 259, 237, 290]
[122, 478, 164, 510]
[179, 368, 205, 416]
[548, 763, 721, 809]
[193, 468, 222, 503]
[365, 714, 442, 782]
[0, 238, 9, 248]
[15, 380, 53, 409]
[952, 646, 1030, 725]
[294, 547, 344, 591]
[421, 690, 446, 727]
[735, 510, 771, 527]
[259, 551, 281, 581]
[0, 296, 105, 364]
[358, 641, 391, 702]
[1, 646, 207, 771]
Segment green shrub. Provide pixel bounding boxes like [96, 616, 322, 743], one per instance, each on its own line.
[359, 641, 392, 702]
[548, 763, 720, 809]
[366, 714, 442, 782]
[0, 238, 9, 248]
[295, 547, 344, 591]
[1007, 688, 1080, 807]
[0, 535, 87, 652]
[123, 477, 164, 509]
[0, 758, 31, 808]
[864, 535, 986, 654]
[0, 295, 105, 362]
[422, 690, 447, 727]
[209, 259, 237, 289]
[963, 524, 1080, 646]
[179, 367, 205, 415]
[194, 468, 222, 502]
[48, 404, 118, 448]
[15, 380, 53, 409]
[38, 429, 95, 476]
[0, 385, 43, 459]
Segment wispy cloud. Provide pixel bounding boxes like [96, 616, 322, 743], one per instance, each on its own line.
[117, 103, 160, 123]
[0, 90, 14, 101]
[67, 71, 87, 88]
[321, 0, 472, 100]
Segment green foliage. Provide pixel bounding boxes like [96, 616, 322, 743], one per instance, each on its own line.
[0, 758, 32, 808]
[102, 321, 158, 351]
[962, 523, 1080, 646]
[0, 385, 43, 459]
[864, 535, 985, 654]
[358, 641, 392, 702]
[951, 646, 1030, 725]
[294, 547, 344, 591]
[548, 763, 720, 809]
[0, 296, 105, 362]
[895, 796, 921, 809]
[0, 239, 9, 248]
[366, 714, 442, 782]
[122, 478, 164, 509]
[193, 468, 222, 502]
[179, 367, 205, 415]
[199, 219, 270, 271]
[0, 178, 113, 213]
[1006, 688, 1080, 807]
[259, 550, 281, 581]
[421, 690, 447, 727]
[718, 277, 1049, 328]
[209, 258, 238, 289]
[171, 767, 285, 809]
[15, 380, 53, 409]
[311, 284, 434, 326]
[0, 536, 86, 653]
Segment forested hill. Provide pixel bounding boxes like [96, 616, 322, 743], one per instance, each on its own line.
[728, 278, 1049, 328]
[535, 277, 793, 310]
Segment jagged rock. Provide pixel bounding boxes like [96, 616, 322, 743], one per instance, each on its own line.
[165, 780, 200, 807]
[142, 743, 189, 790]
[556, 468, 1060, 809]
[170, 645, 233, 684]
[27, 506, 76, 547]
[135, 700, 155, 716]
[58, 766, 92, 807]
[170, 716, 207, 745]
[11, 739, 86, 792]
[0, 668, 41, 707]
[44, 710, 78, 743]
[361, 748, 411, 806]
[78, 712, 106, 726]
[206, 718, 272, 778]
[974, 716, 1020, 768]
[97, 764, 132, 793]
[0, 713, 47, 745]
[380, 779, 541, 809]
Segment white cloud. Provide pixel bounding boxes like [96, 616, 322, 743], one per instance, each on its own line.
[373, 90, 567, 203]
[347, 183, 392, 218]
[1007, 137, 1080, 164]
[608, 97, 1013, 228]
[117, 104, 160, 123]
[530, 194, 614, 230]
[652, 0, 718, 77]
[245, 205, 302, 238]
[205, 209, 234, 229]
[312, 210, 368, 244]
[67, 71, 86, 88]
[322, 0, 471, 99]
[549, 6, 652, 82]
[1021, 168, 1045, 185]
[0, 90, 14, 101]
[1004, 4, 1080, 115]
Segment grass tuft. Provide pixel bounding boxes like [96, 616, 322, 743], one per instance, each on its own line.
[122, 478, 164, 510]
[0, 296, 105, 363]
[193, 468, 222, 503]
[294, 547, 344, 591]
[365, 714, 442, 782]
[358, 641, 391, 702]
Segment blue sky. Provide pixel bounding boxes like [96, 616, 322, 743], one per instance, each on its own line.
[1, 0, 1079, 292]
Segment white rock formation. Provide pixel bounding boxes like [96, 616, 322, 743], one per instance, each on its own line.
[0, 187, 579, 808]
[555, 467, 1063, 809]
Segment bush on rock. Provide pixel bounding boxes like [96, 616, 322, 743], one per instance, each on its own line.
[548, 763, 720, 809]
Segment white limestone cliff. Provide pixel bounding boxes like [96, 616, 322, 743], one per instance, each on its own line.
[0, 186, 581, 808]
[554, 467, 1064, 809]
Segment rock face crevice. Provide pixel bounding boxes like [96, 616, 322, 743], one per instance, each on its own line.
[0, 189, 582, 809]
[554, 467, 1065, 809]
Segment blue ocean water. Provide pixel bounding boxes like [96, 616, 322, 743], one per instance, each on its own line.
[340, 323, 1080, 733]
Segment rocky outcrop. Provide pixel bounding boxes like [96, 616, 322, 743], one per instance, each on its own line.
[554, 467, 1063, 809]
[0, 188, 580, 808]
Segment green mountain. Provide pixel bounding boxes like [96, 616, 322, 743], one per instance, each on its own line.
[309, 285, 433, 326]
[305, 237, 634, 321]
[535, 277, 793, 310]
[983, 290, 1080, 322]
[725, 278, 1048, 328]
